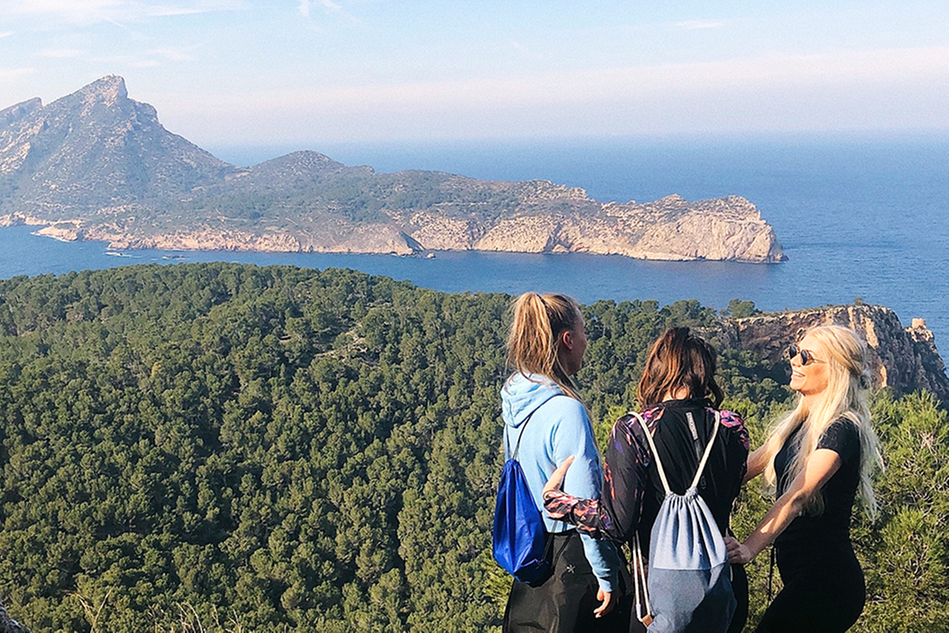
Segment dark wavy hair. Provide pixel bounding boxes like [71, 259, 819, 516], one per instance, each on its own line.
[637, 327, 724, 409]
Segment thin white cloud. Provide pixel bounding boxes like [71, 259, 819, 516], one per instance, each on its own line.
[674, 20, 724, 30]
[159, 45, 949, 143]
[297, 0, 312, 19]
[37, 48, 86, 58]
[174, 46, 949, 113]
[510, 40, 543, 61]
[0, 67, 34, 84]
[0, 31, 14, 38]
[297, 0, 353, 23]
[145, 46, 198, 61]
[0, 0, 242, 25]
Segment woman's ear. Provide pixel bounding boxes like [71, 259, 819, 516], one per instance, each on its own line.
[560, 329, 574, 351]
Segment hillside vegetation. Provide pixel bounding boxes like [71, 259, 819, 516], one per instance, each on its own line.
[0, 264, 944, 632]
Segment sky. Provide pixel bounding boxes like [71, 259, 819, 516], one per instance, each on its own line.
[1, 1, 949, 149]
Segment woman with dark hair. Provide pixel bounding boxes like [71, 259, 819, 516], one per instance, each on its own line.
[500, 292, 627, 633]
[725, 325, 882, 632]
[543, 327, 750, 632]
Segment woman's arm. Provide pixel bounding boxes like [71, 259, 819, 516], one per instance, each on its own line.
[543, 414, 649, 542]
[543, 400, 623, 602]
[726, 448, 842, 564]
[743, 445, 771, 484]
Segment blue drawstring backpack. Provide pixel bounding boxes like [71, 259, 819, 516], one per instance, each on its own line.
[631, 411, 736, 633]
[493, 408, 550, 584]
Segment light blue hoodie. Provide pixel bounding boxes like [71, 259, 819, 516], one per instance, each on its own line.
[501, 372, 621, 593]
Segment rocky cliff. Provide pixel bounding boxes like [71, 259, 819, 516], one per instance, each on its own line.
[720, 304, 949, 402]
[0, 597, 27, 633]
[0, 77, 785, 263]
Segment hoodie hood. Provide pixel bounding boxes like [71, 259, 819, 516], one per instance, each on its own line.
[501, 372, 564, 428]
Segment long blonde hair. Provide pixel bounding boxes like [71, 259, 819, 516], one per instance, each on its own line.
[760, 325, 883, 518]
[506, 292, 582, 399]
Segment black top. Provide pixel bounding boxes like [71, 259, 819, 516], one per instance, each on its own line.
[544, 398, 750, 552]
[774, 417, 861, 547]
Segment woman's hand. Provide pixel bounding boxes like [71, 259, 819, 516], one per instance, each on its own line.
[725, 535, 754, 565]
[542, 455, 575, 500]
[594, 587, 614, 618]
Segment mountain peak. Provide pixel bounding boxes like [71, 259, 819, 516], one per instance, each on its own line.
[0, 75, 237, 209]
[0, 97, 42, 128]
[76, 75, 128, 106]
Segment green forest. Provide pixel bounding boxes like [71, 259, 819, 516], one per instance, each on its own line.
[0, 263, 945, 632]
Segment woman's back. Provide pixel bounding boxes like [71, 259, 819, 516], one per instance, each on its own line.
[589, 399, 749, 551]
[637, 400, 748, 537]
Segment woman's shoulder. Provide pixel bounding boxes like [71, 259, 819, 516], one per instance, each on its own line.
[608, 406, 662, 449]
[537, 393, 589, 423]
[818, 416, 861, 460]
[711, 408, 751, 451]
[823, 417, 860, 441]
[715, 408, 744, 427]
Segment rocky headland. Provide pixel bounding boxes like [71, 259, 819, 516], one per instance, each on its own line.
[0, 76, 785, 263]
[720, 303, 949, 403]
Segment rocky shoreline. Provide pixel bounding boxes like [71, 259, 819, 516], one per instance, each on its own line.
[0, 193, 786, 263]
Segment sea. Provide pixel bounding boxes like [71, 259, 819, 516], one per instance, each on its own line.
[1, 134, 947, 360]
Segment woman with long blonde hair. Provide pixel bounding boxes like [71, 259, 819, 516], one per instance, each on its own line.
[500, 292, 626, 633]
[725, 325, 883, 632]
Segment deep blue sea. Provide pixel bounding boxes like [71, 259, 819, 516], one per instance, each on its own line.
[2, 134, 947, 360]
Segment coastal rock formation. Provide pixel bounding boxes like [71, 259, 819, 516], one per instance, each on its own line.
[0, 77, 786, 263]
[628, 196, 783, 262]
[720, 304, 949, 402]
[0, 597, 28, 633]
[0, 76, 238, 216]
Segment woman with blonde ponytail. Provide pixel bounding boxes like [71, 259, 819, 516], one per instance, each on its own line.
[725, 325, 883, 632]
[501, 292, 627, 633]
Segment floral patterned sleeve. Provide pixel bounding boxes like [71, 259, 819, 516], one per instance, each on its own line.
[544, 409, 656, 541]
[721, 411, 751, 498]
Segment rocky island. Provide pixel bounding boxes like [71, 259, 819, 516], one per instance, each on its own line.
[0, 76, 785, 262]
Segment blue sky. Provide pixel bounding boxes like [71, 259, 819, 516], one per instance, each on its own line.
[1, 1, 948, 147]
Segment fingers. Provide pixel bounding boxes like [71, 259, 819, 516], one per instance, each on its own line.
[593, 589, 613, 618]
[542, 455, 575, 497]
[724, 536, 748, 564]
[555, 455, 575, 475]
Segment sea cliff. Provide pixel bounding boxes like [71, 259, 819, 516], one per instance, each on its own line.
[720, 303, 949, 402]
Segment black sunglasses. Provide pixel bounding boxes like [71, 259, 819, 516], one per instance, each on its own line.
[787, 344, 824, 366]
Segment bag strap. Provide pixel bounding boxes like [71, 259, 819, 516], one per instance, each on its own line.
[505, 394, 564, 461]
[632, 532, 654, 627]
[633, 408, 722, 494]
[691, 410, 721, 489]
[631, 411, 671, 495]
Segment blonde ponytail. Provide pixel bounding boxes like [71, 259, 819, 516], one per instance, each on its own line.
[506, 292, 582, 399]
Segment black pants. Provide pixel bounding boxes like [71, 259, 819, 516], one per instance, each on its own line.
[755, 541, 865, 633]
[503, 531, 631, 633]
